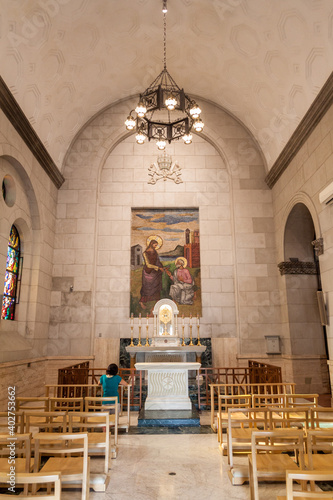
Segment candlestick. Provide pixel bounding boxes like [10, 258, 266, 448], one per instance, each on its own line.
[138, 324, 142, 346]
[145, 323, 149, 346]
[197, 323, 201, 346]
[181, 324, 185, 346]
[189, 321, 193, 346]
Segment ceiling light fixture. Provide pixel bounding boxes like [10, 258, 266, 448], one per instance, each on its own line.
[125, 0, 204, 150]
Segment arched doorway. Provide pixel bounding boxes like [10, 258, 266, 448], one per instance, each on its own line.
[282, 203, 330, 393]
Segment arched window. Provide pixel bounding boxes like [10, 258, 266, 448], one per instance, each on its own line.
[1, 225, 21, 320]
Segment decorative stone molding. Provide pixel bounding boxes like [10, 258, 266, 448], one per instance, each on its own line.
[0, 76, 64, 189]
[311, 238, 324, 256]
[277, 261, 317, 275]
[148, 154, 183, 185]
[266, 72, 333, 188]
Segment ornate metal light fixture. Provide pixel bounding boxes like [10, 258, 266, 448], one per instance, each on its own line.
[125, 0, 204, 150]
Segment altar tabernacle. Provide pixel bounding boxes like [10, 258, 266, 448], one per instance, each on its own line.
[126, 299, 206, 367]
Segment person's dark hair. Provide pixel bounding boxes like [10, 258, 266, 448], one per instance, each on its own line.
[147, 239, 158, 250]
[106, 363, 118, 376]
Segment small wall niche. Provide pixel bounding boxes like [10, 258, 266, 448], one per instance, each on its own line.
[2, 175, 16, 207]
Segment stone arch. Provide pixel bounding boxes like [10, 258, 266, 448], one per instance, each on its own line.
[57, 93, 268, 362]
[62, 94, 265, 183]
[0, 151, 41, 231]
[278, 192, 321, 261]
[0, 153, 42, 359]
[281, 199, 329, 393]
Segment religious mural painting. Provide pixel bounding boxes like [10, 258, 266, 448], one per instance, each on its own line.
[130, 208, 201, 317]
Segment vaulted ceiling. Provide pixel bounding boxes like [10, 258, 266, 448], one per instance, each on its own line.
[1, 0, 333, 172]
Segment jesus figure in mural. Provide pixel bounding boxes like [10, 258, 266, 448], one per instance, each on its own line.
[139, 235, 165, 309]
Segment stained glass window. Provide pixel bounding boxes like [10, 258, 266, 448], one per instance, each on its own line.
[1, 225, 20, 320]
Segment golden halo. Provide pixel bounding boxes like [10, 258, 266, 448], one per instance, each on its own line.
[146, 235, 163, 250]
[175, 257, 187, 268]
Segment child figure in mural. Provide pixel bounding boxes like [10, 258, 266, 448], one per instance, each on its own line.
[98, 363, 128, 413]
[167, 257, 195, 305]
[139, 235, 165, 310]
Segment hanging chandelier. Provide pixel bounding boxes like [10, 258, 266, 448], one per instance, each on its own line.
[124, 0, 204, 150]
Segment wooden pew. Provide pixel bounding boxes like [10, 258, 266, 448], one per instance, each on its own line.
[210, 382, 296, 431]
[226, 406, 310, 485]
[248, 429, 305, 500]
[68, 411, 110, 491]
[217, 394, 252, 446]
[34, 432, 90, 500]
[277, 470, 333, 500]
[0, 471, 61, 499]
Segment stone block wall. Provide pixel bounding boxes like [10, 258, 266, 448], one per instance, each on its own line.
[0, 109, 58, 363]
[51, 97, 281, 371]
[271, 102, 333, 392]
[0, 356, 93, 411]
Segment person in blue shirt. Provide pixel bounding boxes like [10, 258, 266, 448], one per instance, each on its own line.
[98, 363, 128, 412]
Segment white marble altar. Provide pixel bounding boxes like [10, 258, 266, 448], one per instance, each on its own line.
[135, 362, 201, 410]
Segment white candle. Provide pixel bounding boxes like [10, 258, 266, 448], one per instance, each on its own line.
[182, 313, 184, 326]
[190, 313, 192, 324]
[197, 314, 200, 326]
[130, 313, 133, 326]
[146, 313, 149, 325]
[139, 313, 141, 325]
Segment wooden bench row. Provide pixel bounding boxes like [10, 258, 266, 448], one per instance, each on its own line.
[220, 405, 333, 489]
[216, 393, 319, 441]
[0, 411, 117, 498]
[14, 388, 131, 433]
[249, 428, 333, 500]
[209, 382, 297, 431]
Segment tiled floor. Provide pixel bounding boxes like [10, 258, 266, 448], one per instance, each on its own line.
[62, 411, 286, 500]
[62, 434, 286, 500]
[3, 404, 332, 499]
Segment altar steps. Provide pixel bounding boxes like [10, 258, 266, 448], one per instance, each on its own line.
[137, 404, 200, 428]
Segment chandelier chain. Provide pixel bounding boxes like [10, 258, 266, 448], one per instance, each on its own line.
[124, 0, 204, 149]
[163, 12, 167, 70]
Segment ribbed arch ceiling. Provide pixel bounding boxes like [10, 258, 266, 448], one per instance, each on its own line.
[0, 0, 332, 172]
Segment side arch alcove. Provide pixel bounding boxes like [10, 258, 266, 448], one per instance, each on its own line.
[0, 154, 44, 362]
[278, 201, 330, 393]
